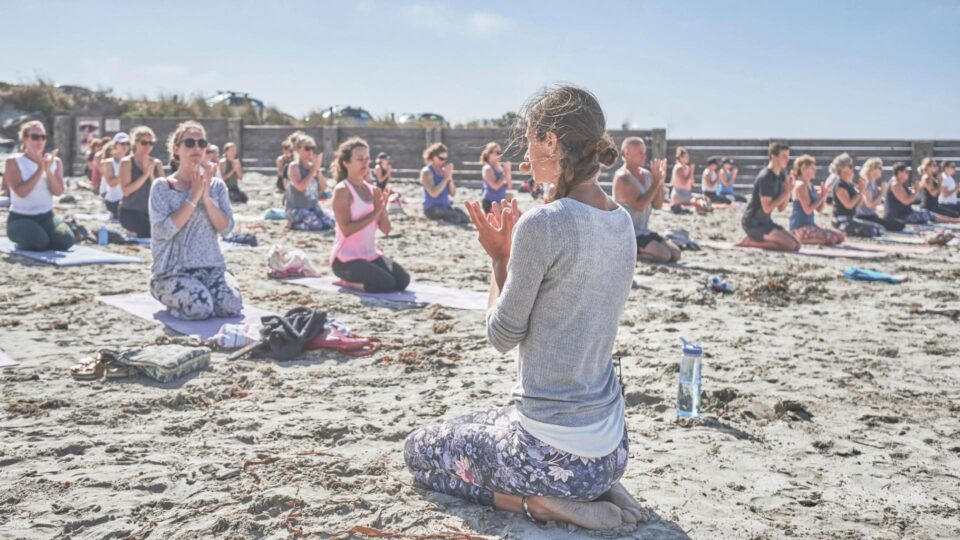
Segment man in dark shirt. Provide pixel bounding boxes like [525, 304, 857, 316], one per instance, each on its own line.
[737, 142, 800, 251]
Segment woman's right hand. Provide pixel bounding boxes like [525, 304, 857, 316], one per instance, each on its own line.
[43, 149, 58, 171]
[372, 187, 389, 215]
[465, 199, 519, 263]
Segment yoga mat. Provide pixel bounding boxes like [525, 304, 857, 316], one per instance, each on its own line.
[702, 240, 887, 260]
[72, 212, 112, 222]
[0, 350, 18, 369]
[842, 241, 936, 255]
[0, 238, 142, 266]
[290, 276, 489, 311]
[98, 292, 274, 341]
[874, 235, 927, 245]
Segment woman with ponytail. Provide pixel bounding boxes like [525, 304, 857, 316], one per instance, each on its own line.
[404, 85, 649, 532]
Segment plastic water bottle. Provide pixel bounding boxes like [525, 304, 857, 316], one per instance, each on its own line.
[97, 226, 109, 246]
[677, 338, 703, 418]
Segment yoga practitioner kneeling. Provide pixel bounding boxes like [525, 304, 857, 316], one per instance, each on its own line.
[149, 121, 242, 321]
[404, 85, 649, 531]
[330, 138, 409, 293]
[737, 142, 801, 251]
[3, 121, 75, 251]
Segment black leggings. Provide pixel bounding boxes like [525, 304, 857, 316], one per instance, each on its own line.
[332, 256, 410, 293]
[424, 205, 470, 225]
[105, 199, 120, 219]
[119, 208, 151, 238]
[859, 213, 905, 232]
[933, 202, 960, 218]
[228, 184, 248, 204]
[708, 191, 746, 203]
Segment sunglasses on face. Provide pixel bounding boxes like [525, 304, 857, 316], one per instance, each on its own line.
[436, 155, 448, 162]
[303, 146, 317, 153]
[181, 137, 208, 149]
[28, 133, 47, 141]
[139, 140, 155, 146]
[494, 149, 502, 155]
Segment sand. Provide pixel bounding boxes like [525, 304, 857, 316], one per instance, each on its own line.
[1, 173, 959, 539]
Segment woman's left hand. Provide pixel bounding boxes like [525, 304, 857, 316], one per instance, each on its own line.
[465, 199, 520, 263]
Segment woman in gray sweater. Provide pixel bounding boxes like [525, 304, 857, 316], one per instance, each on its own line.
[404, 86, 648, 531]
[148, 121, 241, 321]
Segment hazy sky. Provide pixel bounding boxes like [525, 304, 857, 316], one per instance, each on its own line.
[3, 0, 958, 138]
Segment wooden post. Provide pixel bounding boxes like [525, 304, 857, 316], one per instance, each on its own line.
[911, 140, 933, 182]
[226, 118, 243, 150]
[322, 126, 338, 159]
[53, 115, 75, 176]
[651, 128, 667, 160]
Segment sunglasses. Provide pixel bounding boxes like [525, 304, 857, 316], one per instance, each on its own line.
[139, 140, 155, 146]
[303, 145, 317, 152]
[181, 137, 208, 149]
[28, 133, 47, 141]
[436, 155, 448, 162]
[494, 149, 502, 155]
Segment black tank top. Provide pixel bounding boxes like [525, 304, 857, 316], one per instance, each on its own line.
[121, 159, 151, 212]
[884, 182, 913, 221]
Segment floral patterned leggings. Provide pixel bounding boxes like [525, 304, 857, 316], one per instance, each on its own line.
[150, 267, 243, 321]
[792, 224, 845, 245]
[286, 207, 335, 231]
[403, 406, 628, 507]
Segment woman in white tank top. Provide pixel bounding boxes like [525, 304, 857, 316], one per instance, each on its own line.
[100, 134, 131, 218]
[3, 121, 75, 251]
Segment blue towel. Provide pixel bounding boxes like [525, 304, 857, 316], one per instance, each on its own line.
[263, 208, 286, 220]
[842, 267, 906, 284]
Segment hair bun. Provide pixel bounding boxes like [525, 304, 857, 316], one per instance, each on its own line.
[596, 137, 618, 167]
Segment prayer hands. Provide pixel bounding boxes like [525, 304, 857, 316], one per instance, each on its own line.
[465, 198, 520, 263]
[443, 163, 454, 179]
[650, 159, 667, 185]
[43, 149, 58, 171]
[372, 187, 390, 215]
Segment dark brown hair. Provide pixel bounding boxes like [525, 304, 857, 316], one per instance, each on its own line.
[423, 142, 447, 163]
[331, 137, 370, 181]
[513, 84, 617, 199]
[768, 141, 790, 157]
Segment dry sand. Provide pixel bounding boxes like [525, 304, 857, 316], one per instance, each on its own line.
[1, 173, 959, 539]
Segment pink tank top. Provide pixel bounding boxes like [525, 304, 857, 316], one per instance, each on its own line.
[330, 180, 382, 264]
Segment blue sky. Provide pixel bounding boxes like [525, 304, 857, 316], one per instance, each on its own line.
[3, 0, 958, 138]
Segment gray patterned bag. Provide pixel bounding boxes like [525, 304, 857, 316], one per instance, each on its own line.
[116, 345, 211, 383]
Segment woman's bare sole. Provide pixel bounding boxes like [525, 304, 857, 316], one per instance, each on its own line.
[527, 496, 624, 530]
[333, 279, 365, 291]
[597, 482, 656, 526]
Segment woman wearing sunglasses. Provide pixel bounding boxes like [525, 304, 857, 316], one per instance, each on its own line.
[99, 133, 131, 219]
[220, 142, 247, 204]
[285, 135, 335, 231]
[421, 143, 469, 224]
[480, 142, 513, 215]
[119, 126, 165, 238]
[3, 121, 75, 251]
[148, 121, 241, 321]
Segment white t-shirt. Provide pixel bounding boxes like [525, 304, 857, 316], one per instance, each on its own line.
[939, 174, 957, 205]
[100, 160, 124, 203]
[10, 155, 56, 215]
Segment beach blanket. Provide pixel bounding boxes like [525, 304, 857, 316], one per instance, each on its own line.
[289, 276, 489, 311]
[98, 292, 274, 341]
[0, 238, 142, 266]
[0, 349, 17, 369]
[701, 240, 887, 260]
[841, 241, 936, 255]
[842, 267, 907, 284]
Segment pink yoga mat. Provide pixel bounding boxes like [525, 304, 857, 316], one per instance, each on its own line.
[702, 241, 887, 259]
[289, 276, 489, 311]
[98, 293, 274, 341]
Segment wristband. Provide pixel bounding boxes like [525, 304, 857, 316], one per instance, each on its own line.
[186, 199, 197, 208]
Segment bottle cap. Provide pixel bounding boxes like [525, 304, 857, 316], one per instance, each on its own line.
[680, 338, 702, 356]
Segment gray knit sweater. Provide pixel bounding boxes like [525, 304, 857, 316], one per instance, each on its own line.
[487, 198, 636, 427]
[149, 177, 234, 278]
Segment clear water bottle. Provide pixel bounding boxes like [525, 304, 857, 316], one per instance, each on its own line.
[97, 226, 109, 246]
[677, 338, 703, 418]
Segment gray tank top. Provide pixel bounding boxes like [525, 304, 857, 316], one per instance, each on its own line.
[285, 163, 318, 210]
[615, 166, 653, 235]
[855, 179, 880, 217]
[121, 159, 151, 212]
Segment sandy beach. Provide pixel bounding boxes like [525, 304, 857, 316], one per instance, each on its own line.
[1, 172, 959, 539]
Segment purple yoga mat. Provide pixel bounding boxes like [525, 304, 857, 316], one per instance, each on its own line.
[702, 241, 888, 260]
[0, 238, 141, 266]
[289, 276, 489, 311]
[98, 293, 274, 341]
[0, 350, 17, 369]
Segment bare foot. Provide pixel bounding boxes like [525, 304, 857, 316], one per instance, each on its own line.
[526, 496, 624, 530]
[333, 279, 365, 291]
[597, 482, 656, 526]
